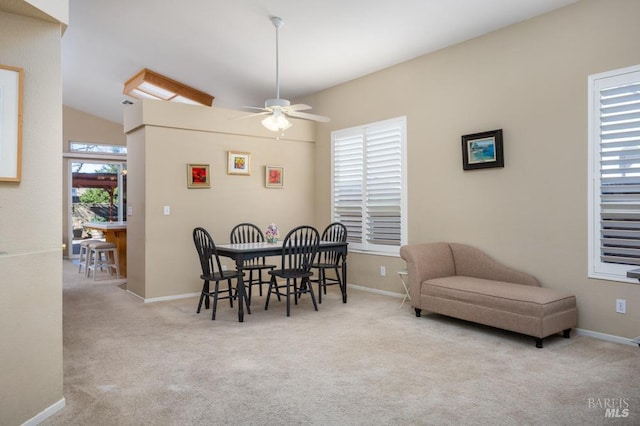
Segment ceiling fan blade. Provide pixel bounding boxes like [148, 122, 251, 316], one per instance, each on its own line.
[287, 110, 331, 123]
[234, 111, 271, 120]
[287, 104, 312, 112]
[240, 105, 269, 111]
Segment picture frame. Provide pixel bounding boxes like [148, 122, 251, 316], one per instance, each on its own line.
[461, 129, 504, 170]
[0, 65, 24, 182]
[227, 151, 251, 175]
[265, 165, 285, 188]
[187, 164, 210, 188]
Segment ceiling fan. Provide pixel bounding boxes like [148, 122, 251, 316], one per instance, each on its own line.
[240, 16, 330, 132]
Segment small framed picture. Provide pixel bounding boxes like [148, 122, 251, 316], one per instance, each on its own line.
[187, 164, 210, 188]
[265, 166, 285, 188]
[0, 65, 24, 182]
[461, 129, 504, 170]
[227, 151, 251, 175]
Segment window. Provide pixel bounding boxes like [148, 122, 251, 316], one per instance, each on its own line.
[331, 116, 407, 255]
[69, 142, 127, 155]
[588, 64, 640, 282]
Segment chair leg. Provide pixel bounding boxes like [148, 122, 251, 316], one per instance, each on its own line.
[318, 268, 325, 304]
[212, 281, 220, 320]
[286, 278, 291, 317]
[257, 269, 264, 296]
[305, 277, 318, 311]
[227, 279, 234, 308]
[265, 276, 275, 310]
[247, 270, 254, 305]
[197, 280, 209, 313]
[333, 266, 343, 298]
[323, 269, 328, 295]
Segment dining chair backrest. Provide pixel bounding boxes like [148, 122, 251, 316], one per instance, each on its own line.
[193, 227, 224, 278]
[230, 223, 265, 244]
[319, 222, 348, 265]
[281, 225, 320, 271]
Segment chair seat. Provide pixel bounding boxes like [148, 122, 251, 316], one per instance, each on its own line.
[269, 268, 314, 279]
[310, 262, 339, 269]
[201, 270, 243, 281]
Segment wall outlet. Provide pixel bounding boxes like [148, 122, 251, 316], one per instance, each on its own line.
[616, 299, 626, 314]
[380, 266, 386, 277]
[163, 205, 170, 215]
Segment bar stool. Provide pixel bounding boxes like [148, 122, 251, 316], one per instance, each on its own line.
[77, 239, 99, 275]
[87, 241, 120, 280]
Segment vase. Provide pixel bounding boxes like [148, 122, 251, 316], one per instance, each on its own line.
[266, 236, 277, 243]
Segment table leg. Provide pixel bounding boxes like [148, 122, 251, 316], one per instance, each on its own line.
[341, 257, 348, 303]
[235, 259, 251, 322]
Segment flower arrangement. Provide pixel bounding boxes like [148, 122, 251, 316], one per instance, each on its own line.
[265, 223, 279, 243]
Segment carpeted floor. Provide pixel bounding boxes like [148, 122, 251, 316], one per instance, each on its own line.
[43, 260, 640, 425]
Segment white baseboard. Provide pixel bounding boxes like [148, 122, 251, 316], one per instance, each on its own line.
[143, 292, 199, 303]
[124, 289, 199, 303]
[348, 284, 638, 348]
[21, 398, 65, 426]
[347, 283, 404, 299]
[575, 328, 639, 347]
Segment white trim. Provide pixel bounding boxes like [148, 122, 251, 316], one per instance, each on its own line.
[575, 328, 638, 347]
[141, 291, 200, 303]
[347, 283, 404, 299]
[587, 64, 640, 282]
[21, 398, 65, 426]
[63, 152, 125, 161]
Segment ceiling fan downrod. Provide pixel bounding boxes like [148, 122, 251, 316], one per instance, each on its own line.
[271, 16, 284, 102]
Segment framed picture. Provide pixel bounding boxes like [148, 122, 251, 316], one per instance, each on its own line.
[187, 164, 210, 188]
[227, 151, 251, 175]
[0, 65, 24, 182]
[265, 166, 285, 188]
[461, 129, 504, 170]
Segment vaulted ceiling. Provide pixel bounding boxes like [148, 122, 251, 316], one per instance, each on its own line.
[62, 0, 578, 124]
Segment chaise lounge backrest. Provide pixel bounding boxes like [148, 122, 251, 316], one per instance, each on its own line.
[399, 242, 540, 302]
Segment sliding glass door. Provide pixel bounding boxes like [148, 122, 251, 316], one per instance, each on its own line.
[68, 160, 127, 258]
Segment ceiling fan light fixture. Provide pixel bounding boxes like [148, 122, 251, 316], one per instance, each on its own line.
[262, 110, 292, 132]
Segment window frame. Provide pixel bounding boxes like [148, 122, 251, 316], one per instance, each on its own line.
[588, 64, 640, 283]
[331, 116, 407, 256]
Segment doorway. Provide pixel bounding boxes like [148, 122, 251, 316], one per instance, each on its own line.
[68, 160, 127, 258]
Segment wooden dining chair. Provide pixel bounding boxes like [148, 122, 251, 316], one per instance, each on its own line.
[229, 223, 276, 305]
[310, 222, 347, 303]
[265, 225, 320, 316]
[193, 227, 246, 320]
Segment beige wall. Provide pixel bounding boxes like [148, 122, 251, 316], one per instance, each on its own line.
[304, 0, 640, 339]
[62, 105, 126, 255]
[0, 3, 66, 425]
[124, 100, 317, 299]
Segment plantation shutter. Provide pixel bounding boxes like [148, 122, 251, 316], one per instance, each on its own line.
[333, 131, 364, 244]
[598, 74, 640, 265]
[332, 117, 405, 252]
[365, 123, 402, 246]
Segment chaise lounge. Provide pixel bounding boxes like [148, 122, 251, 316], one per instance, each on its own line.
[400, 242, 577, 348]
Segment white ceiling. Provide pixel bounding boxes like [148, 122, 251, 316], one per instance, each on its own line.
[62, 0, 578, 124]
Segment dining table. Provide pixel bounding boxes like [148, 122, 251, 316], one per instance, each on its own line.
[216, 240, 348, 322]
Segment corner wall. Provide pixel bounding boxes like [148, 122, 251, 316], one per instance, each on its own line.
[307, 0, 640, 339]
[0, 5, 66, 425]
[124, 100, 317, 299]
